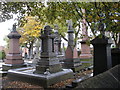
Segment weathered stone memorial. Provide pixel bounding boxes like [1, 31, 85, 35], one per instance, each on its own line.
[3, 24, 24, 71]
[8, 25, 73, 88]
[54, 24, 62, 55]
[79, 9, 92, 59]
[54, 24, 65, 63]
[64, 20, 82, 72]
[91, 35, 113, 76]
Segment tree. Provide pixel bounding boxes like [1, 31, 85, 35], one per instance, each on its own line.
[18, 16, 43, 59]
[1, 2, 120, 47]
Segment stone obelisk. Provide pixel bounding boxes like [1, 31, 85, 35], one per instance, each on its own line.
[79, 9, 92, 59]
[64, 20, 82, 72]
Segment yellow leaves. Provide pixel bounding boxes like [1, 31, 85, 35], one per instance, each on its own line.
[21, 16, 42, 37]
[18, 16, 43, 46]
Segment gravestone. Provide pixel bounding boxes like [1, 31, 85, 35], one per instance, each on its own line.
[34, 25, 62, 73]
[111, 48, 120, 67]
[32, 39, 41, 65]
[91, 36, 113, 76]
[64, 20, 82, 72]
[79, 9, 92, 59]
[3, 24, 24, 71]
[8, 25, 73, 88]
[54, 25, 65, 63]
[54, 24, 62, 55]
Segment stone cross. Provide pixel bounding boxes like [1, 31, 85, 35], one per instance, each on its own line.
[35, 25, 62, 74]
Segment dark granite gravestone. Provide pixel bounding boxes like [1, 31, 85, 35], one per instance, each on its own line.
[64, 20, 82, 72]
[34, 25, 62, 74]
[8, 25, 73, 88]
[3, 23, 25, 71]
[91, 36, 113, 76]
[111, 48, 120, 67]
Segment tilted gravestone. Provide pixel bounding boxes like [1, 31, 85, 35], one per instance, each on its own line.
[91, 36, 113, 76]
[64, 20, 82, 72]
[3, 24, 24, 71]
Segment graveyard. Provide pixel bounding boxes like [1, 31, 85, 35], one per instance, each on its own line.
[0, 1, 120, 89]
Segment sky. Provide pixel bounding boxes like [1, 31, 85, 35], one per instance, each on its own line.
[0, 18, 16, 46]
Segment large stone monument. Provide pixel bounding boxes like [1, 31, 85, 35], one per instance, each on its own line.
[34, 25, 62, 73]
[91, 35, 113, 76]
[3, 24, 24, 70]
[79, 9, 92, 59]
[64, 20, 82, 72]
[8, 25, 73, 88]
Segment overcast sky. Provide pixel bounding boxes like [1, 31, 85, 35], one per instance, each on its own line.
[0, 19, 15, 46]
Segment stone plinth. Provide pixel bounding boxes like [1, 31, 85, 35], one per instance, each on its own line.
[64, 20, 82, 72]
[64, 46, 82, 72]
[79, 41, 93, 59]
[3, 24, 24, 71]
[8, 67, 73, 88]
[8, 25, 73, 88]
[91, 36, 112, 76]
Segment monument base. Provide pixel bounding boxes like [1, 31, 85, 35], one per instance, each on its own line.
[63, 58, 82, 72]
[2, 64, 26, 71]
[79, 53, 93, 59]
[7, 67, 73, 88]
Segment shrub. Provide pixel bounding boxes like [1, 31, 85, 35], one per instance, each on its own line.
[0, 50, 6, 59]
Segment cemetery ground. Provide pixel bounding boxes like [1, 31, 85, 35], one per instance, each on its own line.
[0, 59, 93, 89]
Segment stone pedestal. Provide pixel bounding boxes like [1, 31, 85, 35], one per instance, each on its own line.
[8, 25, 73, 88]
[79, 41, 93, 59]
[3, 24, 24, 71]
[91, 36, 112, 76]
[64, 20, 82, 72]
[64, 46, 82, 72]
